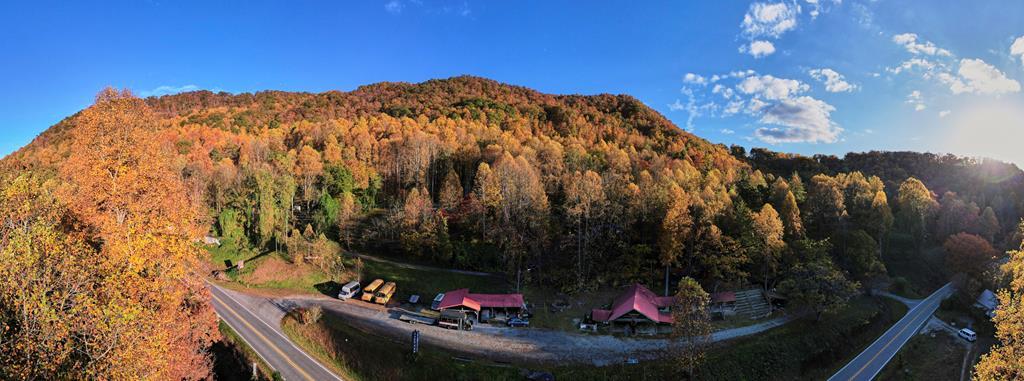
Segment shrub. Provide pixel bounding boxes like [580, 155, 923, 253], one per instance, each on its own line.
[297, 306, 323, 325]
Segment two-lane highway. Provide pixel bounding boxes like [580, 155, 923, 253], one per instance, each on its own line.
[208, 284, 343, 381]
[829, 282, 954, 381]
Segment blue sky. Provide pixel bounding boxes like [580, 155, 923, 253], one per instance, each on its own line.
[3, 1, 1024, 164]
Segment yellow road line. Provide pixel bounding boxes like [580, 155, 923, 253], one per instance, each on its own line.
[847, 291, 940, 380]
[211, 292, 316, 381]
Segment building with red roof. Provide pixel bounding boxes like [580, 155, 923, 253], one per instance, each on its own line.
[437, 288, 527, 321]
[591, 283, 674, 326]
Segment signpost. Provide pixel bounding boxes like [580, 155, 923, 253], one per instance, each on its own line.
[412, 330, 420, 354]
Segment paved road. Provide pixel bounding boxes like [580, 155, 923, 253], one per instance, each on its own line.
[829, 282, 954, 381]
[208, 284, 344, 381]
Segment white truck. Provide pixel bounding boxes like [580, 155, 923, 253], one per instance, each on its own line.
[337, 281, 361, 300]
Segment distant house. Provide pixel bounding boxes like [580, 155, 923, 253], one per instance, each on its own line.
[710, 291, 737, 319]
[591, 284, 674, 328]
[976, 289, 999, 318]
[436, 288, 526, 322]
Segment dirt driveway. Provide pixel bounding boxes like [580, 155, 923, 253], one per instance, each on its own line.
[221, 286, 795, 366]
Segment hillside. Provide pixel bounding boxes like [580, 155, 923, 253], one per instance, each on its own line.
[5, 77, 1023, 294]
[4, 77, 1024, 379]
[4, 76, 752, 292]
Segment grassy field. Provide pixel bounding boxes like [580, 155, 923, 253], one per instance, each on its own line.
[877, 334, 968, 381]
[358, 257, 508, 303]
[282, 311, 525, 381]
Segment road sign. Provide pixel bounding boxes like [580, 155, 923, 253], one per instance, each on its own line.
[412, 330, 420, 354]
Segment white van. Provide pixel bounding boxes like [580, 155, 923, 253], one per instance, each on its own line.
[338, 281, 361, 300]
[958, 328, 977, 342]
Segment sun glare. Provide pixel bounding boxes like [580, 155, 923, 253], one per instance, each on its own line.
[946, 100, 1024, 166]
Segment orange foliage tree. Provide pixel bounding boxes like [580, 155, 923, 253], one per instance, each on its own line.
[52, 89, 216, 379]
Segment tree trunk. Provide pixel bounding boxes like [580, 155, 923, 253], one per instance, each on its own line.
[664, 265, 671, 297]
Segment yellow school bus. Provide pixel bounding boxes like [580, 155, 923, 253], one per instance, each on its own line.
[374, 282, 397, 305]
[361, 279, 384, 302]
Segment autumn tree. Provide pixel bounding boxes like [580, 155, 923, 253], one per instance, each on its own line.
[670, 277, 713, 378]
[660, 186, 693, 296]
[439, 167, 464, 210]
[563, 170, 606, 292]
[896, 177, 938, 251]
[295, 145, 324, 207]
[752, 204, 785, 295]
[944, 232, 997, 278]
[866, 190, 894, 257]
[779, 190, 804, 239]
[803, 174, 846, 238]
[50, 91, 216, 379]
[974, 223, 1024, 379]
[335, 191, 360, 247]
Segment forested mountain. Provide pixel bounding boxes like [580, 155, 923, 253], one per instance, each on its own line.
[3, 77, 1023, 378]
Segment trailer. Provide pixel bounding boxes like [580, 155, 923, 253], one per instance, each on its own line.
[398, 313, 437, 326]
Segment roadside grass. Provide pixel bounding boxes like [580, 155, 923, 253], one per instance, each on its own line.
[213, 320, 275, 381]
[281, 311, 523, 381]
[877, 334, 967, 381]
[697, 296, 907, 380]
[206, 241, 254, 270]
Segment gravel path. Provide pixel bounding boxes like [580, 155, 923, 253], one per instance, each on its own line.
[222, 287, 795, 366]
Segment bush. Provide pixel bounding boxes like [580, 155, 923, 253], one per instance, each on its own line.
[297, 306, 323, 325]
[891, 277, 910, 293]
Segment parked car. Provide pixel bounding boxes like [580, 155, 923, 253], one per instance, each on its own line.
[337, 281, 361, 300]
[431, 293, 445, 310]
[507, 317, 530, 327]
[959, 328, 977, 342]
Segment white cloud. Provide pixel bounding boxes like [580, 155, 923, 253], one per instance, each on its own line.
[712, 84, 736, 99]
[742, 40, 777, 58]
[683, 73, 707, 85]
[741, 2, 799, 39]
[887, 58, 938, 76]
[737, 74, 809, 100]
[724, 100, 744, 115]
[668, 99, 686, 111]
[906, 90, 926, 111]
[721, 128, 736, 135]
[948, 58, 1021, 95]
[804, 0, 841, 19]
[1011, 36, 1024, 67]
[892, 33, 952, 56]
[139, 84, 200, 97]
[939, 110, 951, 118]
[755, 96, 841, 143]
[808, 68, 857, 92]
[384, 0, 403, 13]
[676, 70, 841, 144]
